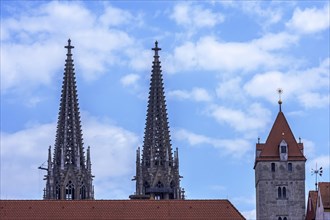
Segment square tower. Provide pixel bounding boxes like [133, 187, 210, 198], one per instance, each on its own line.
[254, 102, 306, 220]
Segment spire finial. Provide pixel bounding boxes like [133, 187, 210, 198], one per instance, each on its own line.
[277, 88, 283, 112]
[65, 39, 74, 55]
[152, 40, 161, 56]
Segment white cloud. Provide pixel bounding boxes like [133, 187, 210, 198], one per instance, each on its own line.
[170, 2, 224, 29]
[168, 87, 212, 102]
[307, 155, 330, 171]
[219, 1, 283, 28]
[0, 113, 139, 199]
[216, 77, 245, 102]
[166, 34, 296, 74]
[1, 42, 63, 92]
[174, 129, 251, 158]
[287, 4, 330, 34]
[120, 74, 140, 87]
[206, 103, 271, 135]
[252, 32, 298, 51]
[244, 58, 330, 108]
[1, 1, 139, 93]
[241, 209, 256, 220]
[242, 2, 283, 26]
[100, 5, 137, 27]
[83, 115, 139, 179]
[301, 139, 316, 159]
[298, 93, 329, 109]
[127, 49, 153, 71]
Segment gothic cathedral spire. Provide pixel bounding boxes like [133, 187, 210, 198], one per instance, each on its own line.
[43, 39, 94, 200]
[131, 41, 182, 200]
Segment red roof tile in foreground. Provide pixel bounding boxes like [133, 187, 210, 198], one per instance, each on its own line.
[319, 182, 330, 209]
[256, 111, 306, 162]
[0, 200, 245, 220]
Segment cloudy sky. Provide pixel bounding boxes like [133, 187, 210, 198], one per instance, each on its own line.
[1, 1, 329, 219]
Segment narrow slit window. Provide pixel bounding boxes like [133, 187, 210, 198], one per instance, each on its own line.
[278, 187, 282, 198]
[283, 187, 286, 199]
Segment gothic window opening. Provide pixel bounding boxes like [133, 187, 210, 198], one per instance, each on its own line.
[283, 187, 286, 198]
[283, 217, 287, 220]
[55, 182, 60, 199]
[281, 145, 287, 153]
[80, 183, 86, 200]
[65, 180, 75, 200]
[288, 163, 292, 172]
[144, 181, 150, 193]
[278, 187, 282, 198]
[278, 217, 282, 220]
[170, 181, 175, 189]
[271, 163, 276, 172]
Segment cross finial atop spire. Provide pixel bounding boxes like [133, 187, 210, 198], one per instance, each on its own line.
[65, 39, 74, 55]
[152, 40, 161, 56]
[277, 88, 283, 112]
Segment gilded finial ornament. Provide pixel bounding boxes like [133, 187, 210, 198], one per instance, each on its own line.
[277, 88, 283, 112]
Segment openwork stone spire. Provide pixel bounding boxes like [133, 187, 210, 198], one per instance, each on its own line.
[131, 41, 182, 200]
[43, 39, 94, 200]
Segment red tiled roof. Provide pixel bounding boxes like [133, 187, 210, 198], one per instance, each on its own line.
[319, 182, 330, 209]
[305, 190, 317, 220]
[256, 111, 306, 162]
[0, 200, 245, 220]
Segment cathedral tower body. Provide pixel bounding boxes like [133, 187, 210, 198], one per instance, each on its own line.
[254, 102, 306, 220]
[131, 42, 182, 200]
[43, 39, 94, 200]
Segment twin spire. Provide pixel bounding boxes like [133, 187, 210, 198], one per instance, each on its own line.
[44, 39, 288, 200]
[43, 39, 94, 200]
[131, 40, 182, 200]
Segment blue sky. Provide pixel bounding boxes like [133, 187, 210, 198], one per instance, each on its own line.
[1, 1, 329, 219]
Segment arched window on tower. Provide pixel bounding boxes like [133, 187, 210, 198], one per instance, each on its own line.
[278, 217, 282, 220]
[283, 217, 287, 220]
[271, 163, 276, 172]
[65, 180, 75, 200]
[278, 187, 282, 198]
[283, 187, 286, 199]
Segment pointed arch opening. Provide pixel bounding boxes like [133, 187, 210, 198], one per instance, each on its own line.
[278, 187, 282, 198]
[143, 181, 150, 194]
[80, 182, 86, 200]
[65, 180, 75, 200]
[55, 182, 61, 199]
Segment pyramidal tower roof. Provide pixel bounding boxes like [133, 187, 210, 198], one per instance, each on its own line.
[53, 39, 86, 170]
[255, 100, 306, 163]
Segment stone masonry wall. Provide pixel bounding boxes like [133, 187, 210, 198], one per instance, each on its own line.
[255, 161, 305, 220]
